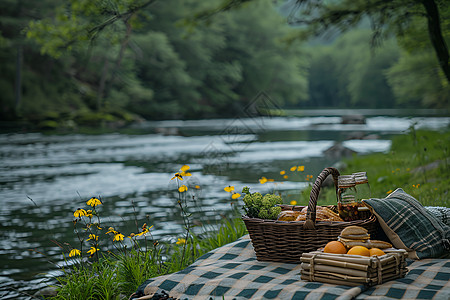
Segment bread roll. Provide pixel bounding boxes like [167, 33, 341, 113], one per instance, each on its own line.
[301, 206, 344, 222]
[277, 210, 303, 221]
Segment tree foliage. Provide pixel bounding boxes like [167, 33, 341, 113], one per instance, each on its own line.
[1, 0, 309, 124]
[287, 0, 450, 83]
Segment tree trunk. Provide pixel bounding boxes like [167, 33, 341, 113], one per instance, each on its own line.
[421, 0, 450, 83]
[14, 45, 23, 113]
[97, 58, 110, 111]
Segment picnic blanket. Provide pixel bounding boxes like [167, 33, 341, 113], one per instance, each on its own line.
[130, 235, 450, 300]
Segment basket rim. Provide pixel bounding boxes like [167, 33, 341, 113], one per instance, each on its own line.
[242, 214, 377, 227]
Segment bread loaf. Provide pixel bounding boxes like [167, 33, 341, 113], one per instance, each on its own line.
[277, 210, 303, 221]
[301, 206, 344, 222]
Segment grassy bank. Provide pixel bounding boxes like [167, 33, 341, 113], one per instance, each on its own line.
[41, 128, 449, 299]
[342, 128, 449, 207]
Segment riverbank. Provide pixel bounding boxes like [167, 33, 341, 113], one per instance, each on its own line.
[31, 128, 449, 299]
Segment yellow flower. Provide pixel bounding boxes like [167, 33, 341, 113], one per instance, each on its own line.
[171, 172, 183, 181]
[176, 238, 186, 245]
[290, 166, 297, 172]
[290, 200, 297, 205]
[283, 175, 288, 179]
[180, 165, 192, 177]
[87, 246, 99, 255]
[113, 233, 125, 241]
[69, 249, 81, 257]
[224, 186, 235, 193]
[386, 190, 393, 194]
[280, 170, 286, 175]
[178, 185, 188, 193]
[195, 185, 201, 189]
[85, 210, 93, 218]
[171, 165, 192, 180]
[105, 227, 117, 235]
[86, 197, 102, 207]
[136, 225, 153, 237]
[86, 234, 98, 241]
[413, 184, 420, 188]
[231, 193, 241, 199]
[297, 166, 305, 172]
[259, 176, 268, 184]
[74, 208, 87, 218]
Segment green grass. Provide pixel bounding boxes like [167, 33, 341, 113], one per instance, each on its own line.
[301, 128, 450, 207]
[49, 217, 247, 299]
[343, 129, 449, 207]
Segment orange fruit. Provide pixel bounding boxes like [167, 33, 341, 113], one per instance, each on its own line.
[369, 248, 385, 256]
[323, 241, 347, 254]
[347, 246, 370, 256]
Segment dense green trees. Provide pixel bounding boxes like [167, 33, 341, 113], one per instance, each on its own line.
[0, 0, 448, 128]
[305, 30, 401, 108]
[1, 0, 308, 125]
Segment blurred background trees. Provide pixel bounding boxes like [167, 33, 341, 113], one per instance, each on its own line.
[0, 0, 448, 128]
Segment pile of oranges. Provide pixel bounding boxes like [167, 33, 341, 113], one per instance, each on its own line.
[323, 241, 385, 257]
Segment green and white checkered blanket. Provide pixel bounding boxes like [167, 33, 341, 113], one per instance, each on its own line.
[130, 235, 450, 300]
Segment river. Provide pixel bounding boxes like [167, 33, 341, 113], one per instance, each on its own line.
[0, 113, 449, 298]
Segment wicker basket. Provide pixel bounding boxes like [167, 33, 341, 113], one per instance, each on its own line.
[242, 167, 381, 263]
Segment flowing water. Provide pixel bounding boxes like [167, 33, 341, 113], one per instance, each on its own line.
[0, 114, 449, 298]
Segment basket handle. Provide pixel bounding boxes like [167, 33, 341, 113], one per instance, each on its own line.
[303, 167, 340, 229]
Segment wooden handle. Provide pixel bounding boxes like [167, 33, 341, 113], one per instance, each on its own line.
[303, 167, 340, 229]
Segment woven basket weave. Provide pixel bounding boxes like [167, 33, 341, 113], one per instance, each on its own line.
[242, 167, 381, 263]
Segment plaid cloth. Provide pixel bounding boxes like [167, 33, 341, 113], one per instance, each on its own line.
[426, 206, 450, 226]
[363, 188, 450, 259]
[129, 235, 450, 300]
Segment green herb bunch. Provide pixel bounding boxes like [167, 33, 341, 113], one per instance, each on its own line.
[242, 187, 282, 219]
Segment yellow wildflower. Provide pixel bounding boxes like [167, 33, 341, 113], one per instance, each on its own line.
[73, 208, 87, 218]
[386, 190, 393, 194]
[180, 165, 192, 177]
[171, 172, 183, 181]
[283, 175, 288, 179]
[86, 197, 102, 207]
[85, 210, 93, 218]
[231, 193, 241, 200]
[113, 233, 125, 242]
[290, 200, 297, 205]
[87, 247, 99, 255]
[69, 249, 81, 257]
[297, 166, 305, 172]
[176, 238, 186, 245]
[259, 176, 268, 184]
[178, 185, 188, 193]
[280, 170, 286, 175]
[171, 165, 192, 180]
[105, 227, 117, 235]
[86, 234, 98, 241]
[290, 166, 297, 171]
[136, 225, 153, 237]
[224, 186, 235, 193]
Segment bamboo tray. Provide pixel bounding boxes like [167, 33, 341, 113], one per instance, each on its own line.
[300, 249, 408, 286]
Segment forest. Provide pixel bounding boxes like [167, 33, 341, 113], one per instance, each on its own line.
[0, 0, 449, 129]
